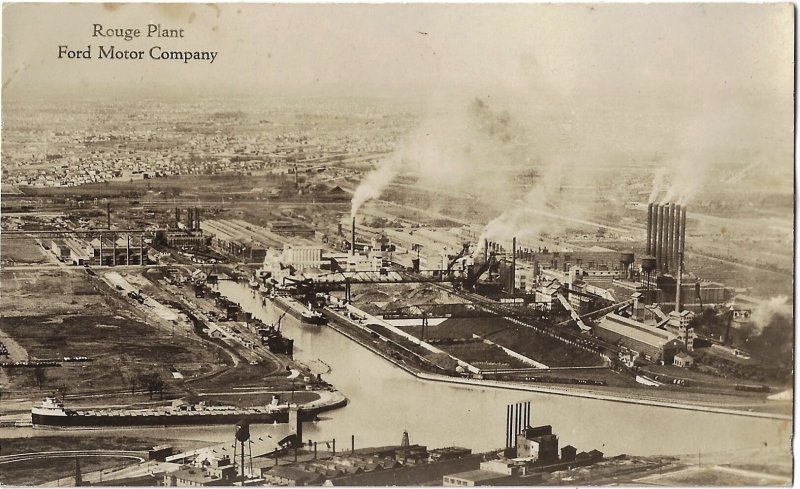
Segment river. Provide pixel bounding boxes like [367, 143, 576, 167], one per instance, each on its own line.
[215, 281, 791, 458]
[3, 281, 789, 459]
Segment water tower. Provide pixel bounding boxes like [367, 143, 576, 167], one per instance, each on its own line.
[640, 255, 657, 303]
[234, 421, 251, 481]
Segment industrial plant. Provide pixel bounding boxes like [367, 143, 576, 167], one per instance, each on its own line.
[0, 2, 792, 486]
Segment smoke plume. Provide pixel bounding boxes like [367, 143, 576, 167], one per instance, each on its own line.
[647, 105, 749, 205]
[349, 95, 528, 219]
[350, 155, 401, 219]
[749, 295, 792, 335]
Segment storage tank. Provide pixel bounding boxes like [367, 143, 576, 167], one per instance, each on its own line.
[640, 255, 657, 273]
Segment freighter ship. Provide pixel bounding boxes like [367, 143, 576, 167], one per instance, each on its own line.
[32, 391, 346, 428]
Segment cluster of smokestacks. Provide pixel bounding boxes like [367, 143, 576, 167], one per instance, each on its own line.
[175, 207, 202, 231]
[484, 240, 538, 260]
[646, 203, 686, 276]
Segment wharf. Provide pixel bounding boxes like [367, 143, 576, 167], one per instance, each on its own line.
[320, 305, 791, 421]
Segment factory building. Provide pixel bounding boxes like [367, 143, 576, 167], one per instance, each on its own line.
[50, 239, 71, 260]
[84, 235, 146, 266]
[270, 220, 316, 240]
[516, 425, 559, 464]
[163, 231, 210, 249]
[640, 275, 732, 309]
[526, 248, 635, 280]
[594, 313, 680, 363]
[281, 246, 324, 269]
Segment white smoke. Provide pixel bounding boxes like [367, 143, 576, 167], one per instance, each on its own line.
[350, 155, 401, 219]
[647, 105, 748, 205]
[349, 96, 527, 219]
[749, 295, 792, 335]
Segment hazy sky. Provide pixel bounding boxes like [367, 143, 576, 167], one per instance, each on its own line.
[1, 3, 794, 104]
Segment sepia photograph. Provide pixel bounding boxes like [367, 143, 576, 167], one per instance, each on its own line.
[0, 2, 794, 486]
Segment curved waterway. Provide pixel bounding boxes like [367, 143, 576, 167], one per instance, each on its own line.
[4, 282, 788, 458]
[217, 282, 791, 457]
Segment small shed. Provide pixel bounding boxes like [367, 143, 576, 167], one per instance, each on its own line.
[673, 352, 694, 368]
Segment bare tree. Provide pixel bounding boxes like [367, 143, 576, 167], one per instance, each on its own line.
[33, 367, 47, 389]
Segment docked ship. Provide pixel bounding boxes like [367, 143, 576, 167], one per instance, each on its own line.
[31, 392, 346, 428]
[301, 304, 328, 325]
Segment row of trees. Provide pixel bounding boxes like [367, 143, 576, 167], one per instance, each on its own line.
[126, 372, 166, 399]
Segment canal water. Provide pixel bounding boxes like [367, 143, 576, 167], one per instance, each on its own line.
[217, 281, 791, 458]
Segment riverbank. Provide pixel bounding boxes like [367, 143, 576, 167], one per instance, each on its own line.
[321, 307, 790, 421]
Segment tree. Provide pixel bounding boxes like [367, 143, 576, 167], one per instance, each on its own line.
[138, 372, 165, 399]
[33, 367, 47, 389]
[126, 374, 139, 395]
[57, 381, 69, 400]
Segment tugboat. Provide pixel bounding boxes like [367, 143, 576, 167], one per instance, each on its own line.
[301, 303, 327, 325]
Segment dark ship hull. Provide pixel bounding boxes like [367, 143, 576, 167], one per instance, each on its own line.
[32, 398, 346, 428]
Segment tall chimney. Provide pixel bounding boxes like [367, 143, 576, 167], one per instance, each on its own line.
[175, 207, 180, 229]
[107, 202, 111, 230]
[666, 203, 675, 273]
[194, 207, 201, 230]
[655, 204, 664, 274]
[511, 237, 516, 293]
[675, 251, 683, 313]
[484, 238, 488, 262]
[126, 235, 131, 265]
[187, 208, 193, 229]
[646, 203, 653, 255]
[351, 217, 356, 255]
[673, 204, 681, 275]
[660, 204, 669, 274]
[140, 235, 145, 266]
[680, 206, 687, 256]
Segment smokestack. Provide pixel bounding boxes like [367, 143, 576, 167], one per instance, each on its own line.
[646, 203, 653, 255]
[351, 217, 356, 255]
[675, 251, 683, 313]
[140, 235, 145, 266]
[175, 207, 180, 229]
[126, 235, 131, 265]
[194, 207, 201, 230]
[680, 205, 687, 256]
[484, 238, 488, 262]
[112, 234, 117, 266]
[666, 203, 675, 273]
[655, 205, 664, 274]
[674, 204, 680, 271]
[107, 202, 111, 230]
[511, 237, 516, 293]
[663, 204, 670, 274]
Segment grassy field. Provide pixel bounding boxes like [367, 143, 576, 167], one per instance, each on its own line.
[403, 317, 603, 368]
[0, 269, 222, 398]
[0, 269, 106, 318]
[0, 236, 49, 265]
[437, 342, 530, 370]
[198, 390, 320, 408]
[0, 455, 138, 486]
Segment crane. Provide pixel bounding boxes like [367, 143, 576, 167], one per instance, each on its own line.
[274, 310, 289, 332]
